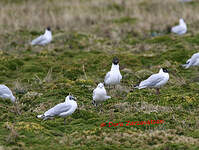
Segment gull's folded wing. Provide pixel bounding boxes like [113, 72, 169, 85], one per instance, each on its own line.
[93, 88, 97, 99]
[185, 53, 199, 68]
[104, 71, 110, 83]
[31, 35, 45, 45]
[139, 74, 164, 89]
[44, 103, 72, 117]
[171, 25, 184, 34]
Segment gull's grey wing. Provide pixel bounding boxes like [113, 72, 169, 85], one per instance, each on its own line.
[186, 58, 191, 64]
[104, 71, 110, 83]
[139, 74, 164, 88]
[184, 53, 199, 68]
[31, 35, 45, 45]
[0, 85, 12, 96]
[171, 25, 184, 34]
[93, 88, 97, 99]
[44, 103, 72, 117]
[190, 53, 199, 62]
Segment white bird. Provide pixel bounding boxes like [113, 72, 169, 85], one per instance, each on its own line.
[37, 95, 77, 124]
[182, 52, 199, 69]
[178, 0, 192, 2]
[135, 68, 169, 94]
[0, 84, 16, 103]
[31, 27, 52, 46]
[171, 18, 187, 35]
[92, 83, 111, 107]
[104, 57, 122, 87]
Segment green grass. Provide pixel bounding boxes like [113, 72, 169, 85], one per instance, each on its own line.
[0, 30, 199, 149]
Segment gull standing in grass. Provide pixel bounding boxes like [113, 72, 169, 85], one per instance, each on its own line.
[31, 27, 52, 46]
[104, 57, 122, 88]
[182, 52, 199, 69]
[171, 18, 187, 35]
[135, 68, 169, 94]
[0, 84, 16, 103]
[92, 83, 111, 108]
[37, 95, 77, 124]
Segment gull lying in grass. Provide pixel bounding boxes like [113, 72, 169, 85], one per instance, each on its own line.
[104, 57, 122, 87]
[182, 52, 199, 69]
[0, 84, 16, 103]
[37, 95, 77, 124]
[171, 18, 187, 35]
[135, 68, 169, 94]
[92, 83, 111, 107]
[31, 27, 52, 46]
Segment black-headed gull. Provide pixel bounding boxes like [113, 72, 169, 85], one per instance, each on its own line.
[92, 83, 111, 107]
[171, 18, 187, 35]
[31, 27, 52, 46]
[37, 95, 77, 124]
[0, 84, 16, 102]
[182, 52, 199, 69]
[135, 68, 169, 94]
[104, 57, 122, 87]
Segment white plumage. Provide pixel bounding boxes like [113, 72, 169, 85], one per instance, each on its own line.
[31, 27, 52, 46]
[37, 95, 77, 124]
[136, 68, 169, 94]
[92, 83, 111, 106]
[0, 84, 16, 103]
[104, 57, 122, 86]
[178, 0, 192, 2]
[171, 18, 187, 35]
[182, 52, 199, 69]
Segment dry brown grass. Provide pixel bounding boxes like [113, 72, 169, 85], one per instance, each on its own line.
[4, 122, 19, 144]
[0, 0, 199, 36]
[70, 129, 199, 149]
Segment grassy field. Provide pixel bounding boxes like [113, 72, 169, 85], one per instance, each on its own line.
[0, 0, 199, 149]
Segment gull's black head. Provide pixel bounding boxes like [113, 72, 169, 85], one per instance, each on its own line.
[162, 68, 168, 73]
[47, 27, 51, 31]
[112, 57, 119, 65]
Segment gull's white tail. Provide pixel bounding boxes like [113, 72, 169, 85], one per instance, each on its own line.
[134, 85, 139, 89]
[105, 96, 111, 99]
[182, 64, 189, 69]
[37, 114, 45, 119]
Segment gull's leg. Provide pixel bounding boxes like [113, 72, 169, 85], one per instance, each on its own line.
[156, 88, 160, 95]
[95, 104, 98, 112]
[100, 103, 103, 113]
